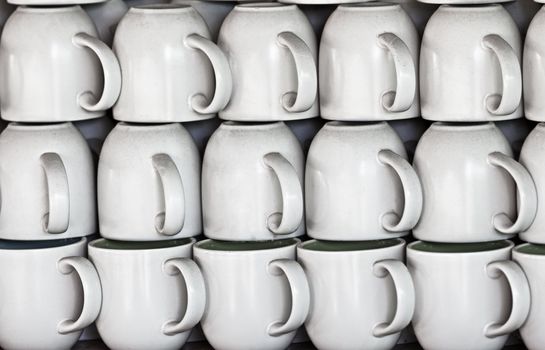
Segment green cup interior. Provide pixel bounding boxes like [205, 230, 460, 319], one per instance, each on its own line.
[410, 240, 512, 253]
[197, 238, 298, 251]
[515, 243, 545, 255]
[0, 237, 82, 250]
[91, 238, 193, 250]
[300, 239, 402, 252]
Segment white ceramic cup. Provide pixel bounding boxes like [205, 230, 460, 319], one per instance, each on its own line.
[408, 240, 530, 350]
[87, 238, 205, 350]
[202, 121, 305, 241]
[320, 3, 419, 121]
[0, 123, 96, 240]
[519, 123, 545, 243]
[0, 237, 101, 350]
[98, 122, 201, 241]
[306, 122, 422, 241]
[193, 239, 309, 350]
[218, 3, 318, 121]
[523, 6, 545, 122]
[298, 239, 414, 350]
[420, 5, 522, 121]
[0, 6, 121, 122]
[413, 122, 537, 242]
[113, 4, 232, 123]
[513, 243, 545, 350]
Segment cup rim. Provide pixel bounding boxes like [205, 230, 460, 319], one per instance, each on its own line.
[439, 3, 503, 11]
[17, 5, 82, 13]
[7, 121, 73, 131]
[89, 237, 196, 252]
[220, 121, 285, 130]
[115, 121, 181, 131]
[407, 240, 514, 255]
[194, 238, 300, 254]
[513, 243, 545, 258]
[430, 121, 495, 131]
[234, 3, 297, 11]
[0, 237, 85, 251]
[323, 121, 388, 131]
[338, 2, 401, 11]
[298, 238, 405, 253]
[130, 4, 192, 13]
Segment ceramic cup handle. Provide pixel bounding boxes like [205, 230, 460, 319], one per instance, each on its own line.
[485, 260, 530, 338]
[40, 153, 70, 234]
[267, 259, 310, 337]
[482, 34, 522, 116]
[377, 33, 416, 113]
[152, 154, 185, 236]
[377, 149, 423, 232]
[488, 152, 537, 234]
[372, 259, 415, 337]
[162, 258, 206, 335]
[72, 33, 121, 112]
[57, 256, 102, 334]
[263, 152, 303, 235]
[277, 32, 317, 113]
[185, 34, 232, 115]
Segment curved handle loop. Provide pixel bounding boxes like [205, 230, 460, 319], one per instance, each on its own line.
[482, 34, 522, 116]
[277, 32, 317, 113]
[263, 152, 303, 235]
[185, 34, 232, 115]
[40, 153, 70, 234]
[377, 33, 416, 113]
[377, 149, 423, 232]
[162, 258, 206, 335]
[57, 256, 102, 334]
[73, 32, 121, 112]
[152, 154, 185, 236]
[372, 260, 415, 337]
[267, 259, 310, 337]
[488, 152, 537, 235]
[485, 260, 530, 338]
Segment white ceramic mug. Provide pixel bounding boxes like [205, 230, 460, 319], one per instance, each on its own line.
[519, 123, 545, 243]
[420, 5, 522, 121]
[513, 243, 545, 350]
[218, 3, 318, 121]
[298, 239, 414, 350]
[320, 3, 419, 121]
[306, 122, 422, 241]
[202, 121, 305, 241]
[98, 123, 201, 241]
[113, 4, 231, 123]
[0, 6, 121, 122]
[0, 237, 101, 350]
[523, 6, 545, 122]
[193, 239, 309, 350]
[413, 122, 537, 242]
[408, 240, 530, 350]
[87, 238, 205, 350]
[0, 123, 96, 240]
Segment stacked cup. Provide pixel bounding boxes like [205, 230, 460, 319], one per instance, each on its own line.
[88, 4, 230, 349]
[198, 3, 317, 349]
[409, 2, 536, 350]
[0, 2, 119, 349]
[301, 3, 421, 350]
[510, 3, 545, 349]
